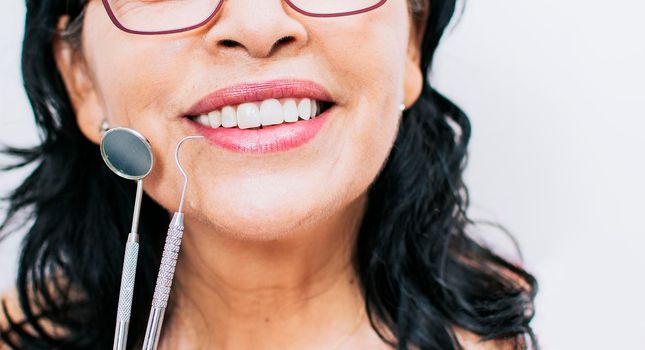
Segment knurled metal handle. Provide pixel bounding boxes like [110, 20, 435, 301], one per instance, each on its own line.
[114, 236, 139, 350]
[151, 222, 183, 309]
[142, 213, 184, 350]
[117, 240, 139, 321]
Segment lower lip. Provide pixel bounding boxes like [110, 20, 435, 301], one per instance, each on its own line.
[186, 107, 332, 154]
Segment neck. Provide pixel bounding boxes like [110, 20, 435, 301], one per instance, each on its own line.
[165, 195, 375, 349]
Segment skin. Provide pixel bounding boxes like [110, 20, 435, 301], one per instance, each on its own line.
[35, 0, 505, 349]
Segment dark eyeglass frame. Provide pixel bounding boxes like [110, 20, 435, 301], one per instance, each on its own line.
[101, 0, 388, 36]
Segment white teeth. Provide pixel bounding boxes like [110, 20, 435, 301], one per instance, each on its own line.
[310, 100, 318, 118]
[236, 102, 261, 129]
[298, 98, 311, 120]
[260, 99, 284, 126]
[208, 110, 221, 128]
[283, 99, 299, 123]
[221, 106, 237, 128]
[192, 97, 327, 128]
[198, 114, 210, 127]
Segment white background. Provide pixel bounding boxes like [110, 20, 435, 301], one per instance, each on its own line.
[1, 0, 644, 349]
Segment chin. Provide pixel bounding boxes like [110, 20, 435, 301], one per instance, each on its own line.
[212, 217, 316, 242]
[194, 200, 329, 242]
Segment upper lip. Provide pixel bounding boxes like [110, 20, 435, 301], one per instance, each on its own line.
[185, 79, 335, 117]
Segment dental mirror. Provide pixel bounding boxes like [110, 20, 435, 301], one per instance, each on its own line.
[101, 127, 153, 180]
[100, 127, 154, 350]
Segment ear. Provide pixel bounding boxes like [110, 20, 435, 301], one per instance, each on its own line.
[402, 28, 424, 109]
[53, 16, 105, 145]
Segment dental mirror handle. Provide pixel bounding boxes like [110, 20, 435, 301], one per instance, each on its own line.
[142, 212, 184, 350]
[113, 179, 144, 350]
[113, 233, 139, 350]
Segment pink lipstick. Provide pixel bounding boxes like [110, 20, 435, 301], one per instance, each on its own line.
[184, 80, 334, 154]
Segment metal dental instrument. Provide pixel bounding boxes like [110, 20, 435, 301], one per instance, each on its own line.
[142, 135, 205, 350]
[100, 127, 154, 350]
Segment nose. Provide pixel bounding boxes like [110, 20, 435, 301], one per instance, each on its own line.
[203, 0, 308, 58]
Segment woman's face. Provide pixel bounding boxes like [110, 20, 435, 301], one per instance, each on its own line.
[58, 0, 422, 240]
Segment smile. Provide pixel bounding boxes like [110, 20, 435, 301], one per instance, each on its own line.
[184, 79, 336, 154]
[187, 97, 332, 129]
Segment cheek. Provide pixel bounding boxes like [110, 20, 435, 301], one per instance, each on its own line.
[82, 2, 191, 123]
[311, 5, 410, 189]
[82, 3, 203, 210]
[313, 4, 410, 102]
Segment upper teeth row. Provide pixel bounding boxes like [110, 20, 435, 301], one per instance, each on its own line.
[194, 98, 322, 129]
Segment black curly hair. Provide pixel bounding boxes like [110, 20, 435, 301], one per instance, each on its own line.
[1, 0, 538, 348]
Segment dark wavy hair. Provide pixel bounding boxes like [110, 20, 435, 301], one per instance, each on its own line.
[1, 0, 537, 349]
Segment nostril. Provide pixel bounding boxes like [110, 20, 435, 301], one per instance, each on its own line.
[275, 36, 295, 47]
[217, 36, 296, 55]
[219, 39, 240, 48]
[277, 36, 294, 45]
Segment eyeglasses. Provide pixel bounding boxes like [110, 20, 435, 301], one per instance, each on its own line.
[101, 0, 388, 35]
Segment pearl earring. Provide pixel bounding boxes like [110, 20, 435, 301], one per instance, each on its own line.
[399, 103, 406, 112]
[99, 119, 110, 135]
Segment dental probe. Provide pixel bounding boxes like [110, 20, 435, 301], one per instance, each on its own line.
[142, 135, 205, 350]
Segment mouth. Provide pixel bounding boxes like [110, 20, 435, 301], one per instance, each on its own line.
[186, 97, 334, 130]
[183, 79, 337, 153]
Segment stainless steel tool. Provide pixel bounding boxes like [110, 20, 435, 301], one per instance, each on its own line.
[142, 135, 204, 350]
[100, 127, 154, 350]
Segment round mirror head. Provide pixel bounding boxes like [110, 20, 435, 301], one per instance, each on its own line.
[100, 127, 154, 180]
